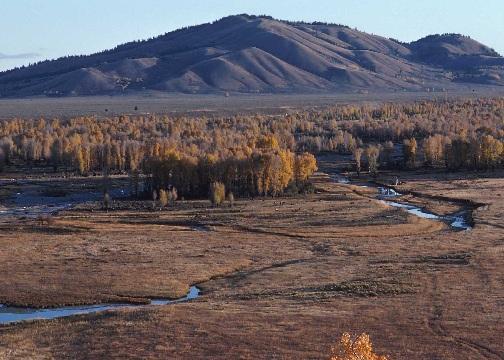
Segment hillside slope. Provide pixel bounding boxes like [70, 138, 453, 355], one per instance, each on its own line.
[0, 15, 503, 97]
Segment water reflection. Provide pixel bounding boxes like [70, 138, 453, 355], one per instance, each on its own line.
[0, 286, 200, 325]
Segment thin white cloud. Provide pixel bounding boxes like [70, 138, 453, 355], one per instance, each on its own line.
[0, 52, 41, 60]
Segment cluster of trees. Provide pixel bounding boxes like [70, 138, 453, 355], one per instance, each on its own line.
[351, 131, 503, 176]
[0, 115, 319, 198]
[329, 98, 504, 142]
[334, 98, 504, 173]
[145, 137, 317, 198]
[422, 133, 503, 170]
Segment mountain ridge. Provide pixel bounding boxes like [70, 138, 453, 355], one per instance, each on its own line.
[1, 14, 503, 97]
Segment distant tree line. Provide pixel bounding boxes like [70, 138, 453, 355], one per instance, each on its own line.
[1, 98, 503, 186]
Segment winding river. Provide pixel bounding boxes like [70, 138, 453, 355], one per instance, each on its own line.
[0, 287, 200, 325]
[331, 174, 472, 231]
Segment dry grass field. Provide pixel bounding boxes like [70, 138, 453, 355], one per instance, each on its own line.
[2, 91, 503, 119]
[0, 170, 502, 359]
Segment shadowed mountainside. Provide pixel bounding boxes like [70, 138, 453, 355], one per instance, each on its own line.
[1, 14, 503, 97]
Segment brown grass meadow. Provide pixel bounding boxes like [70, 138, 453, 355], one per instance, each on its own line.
[0, 166, 502, 359]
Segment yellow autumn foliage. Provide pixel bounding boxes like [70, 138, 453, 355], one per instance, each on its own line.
[256, 135, 280, 150]
[331, 333, 389, 360]
[294, 152, 318, 183]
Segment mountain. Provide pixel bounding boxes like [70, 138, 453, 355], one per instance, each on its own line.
[1, 14, 503, 97]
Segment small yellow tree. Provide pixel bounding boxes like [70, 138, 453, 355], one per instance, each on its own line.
[294, 152, 318, 184]
[74, 146, 86, 175]
[331, 333, 389, 360]
[278, 149, 294, 191]
[209, 182, 226, 206]
[159, 189, 169, 208]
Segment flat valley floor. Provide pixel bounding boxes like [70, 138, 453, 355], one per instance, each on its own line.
[3, 91, 504, 119]
[0, 169, 502, 359]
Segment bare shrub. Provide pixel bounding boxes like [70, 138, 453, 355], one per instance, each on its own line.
[0, 148, 4, 172]
[37, 214, 55, 226]
[171, 187, 178, 204]
[353, 148, 363, 177]
[403, 138, 417, 169]
[103, 192, 111, 210]
[152, 190, 158, 210]
[366, 146, 380, 177]
[227, 192, 235, 207]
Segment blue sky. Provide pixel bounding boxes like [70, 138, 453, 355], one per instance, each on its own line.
[1, 0, 503, 71]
